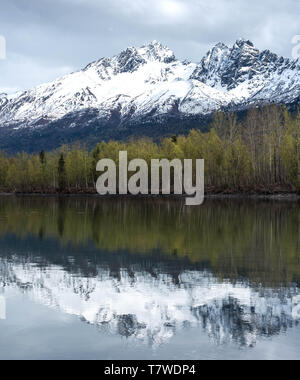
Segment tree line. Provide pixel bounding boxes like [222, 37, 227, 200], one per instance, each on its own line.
[0, 104, 300, 194]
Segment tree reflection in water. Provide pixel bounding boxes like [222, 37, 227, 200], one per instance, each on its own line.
[0, 196, 299, 347]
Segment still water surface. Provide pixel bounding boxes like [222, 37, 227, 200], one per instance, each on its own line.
[0, 196, 300, 360]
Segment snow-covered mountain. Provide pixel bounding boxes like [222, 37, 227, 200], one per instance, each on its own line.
[1, 39, 300, 153]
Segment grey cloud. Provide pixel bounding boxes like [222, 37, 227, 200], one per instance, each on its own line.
[0, 0, 299, 92]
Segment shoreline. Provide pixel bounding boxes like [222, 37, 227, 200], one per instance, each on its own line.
[0, 192, 300, 201]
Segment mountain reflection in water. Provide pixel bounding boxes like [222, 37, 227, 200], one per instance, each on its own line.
[0, 196, 300, 350]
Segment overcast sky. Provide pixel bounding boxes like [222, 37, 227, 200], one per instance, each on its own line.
[0, 0, 299, 93]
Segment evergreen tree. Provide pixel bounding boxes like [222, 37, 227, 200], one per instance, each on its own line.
[58, 153, 67, 192]
[39, 149, 46, 165]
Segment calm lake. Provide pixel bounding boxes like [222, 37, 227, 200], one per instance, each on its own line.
[0, 196, 300, 360]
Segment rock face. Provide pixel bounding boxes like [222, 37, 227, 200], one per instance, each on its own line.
[0, 39, 299, 153]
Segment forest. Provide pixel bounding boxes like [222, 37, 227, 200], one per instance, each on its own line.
[0, 104, 300, 194]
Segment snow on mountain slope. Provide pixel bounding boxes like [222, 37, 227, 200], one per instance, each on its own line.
[0, 41, 234, 127]
[0, 39, 299, 152]
[192, 38, 300, 104]
[2, 39, 299, 128]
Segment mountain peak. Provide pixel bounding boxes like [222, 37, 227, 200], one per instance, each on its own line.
[193, 38, 280, 89]
[113, 41, 176, 73]
[147, 40, 163, 47]
[234, 38, 255, 48]
[138, 40, 176, 63]
[1, 37, 300, 154]
[212, 42, 229, 50]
